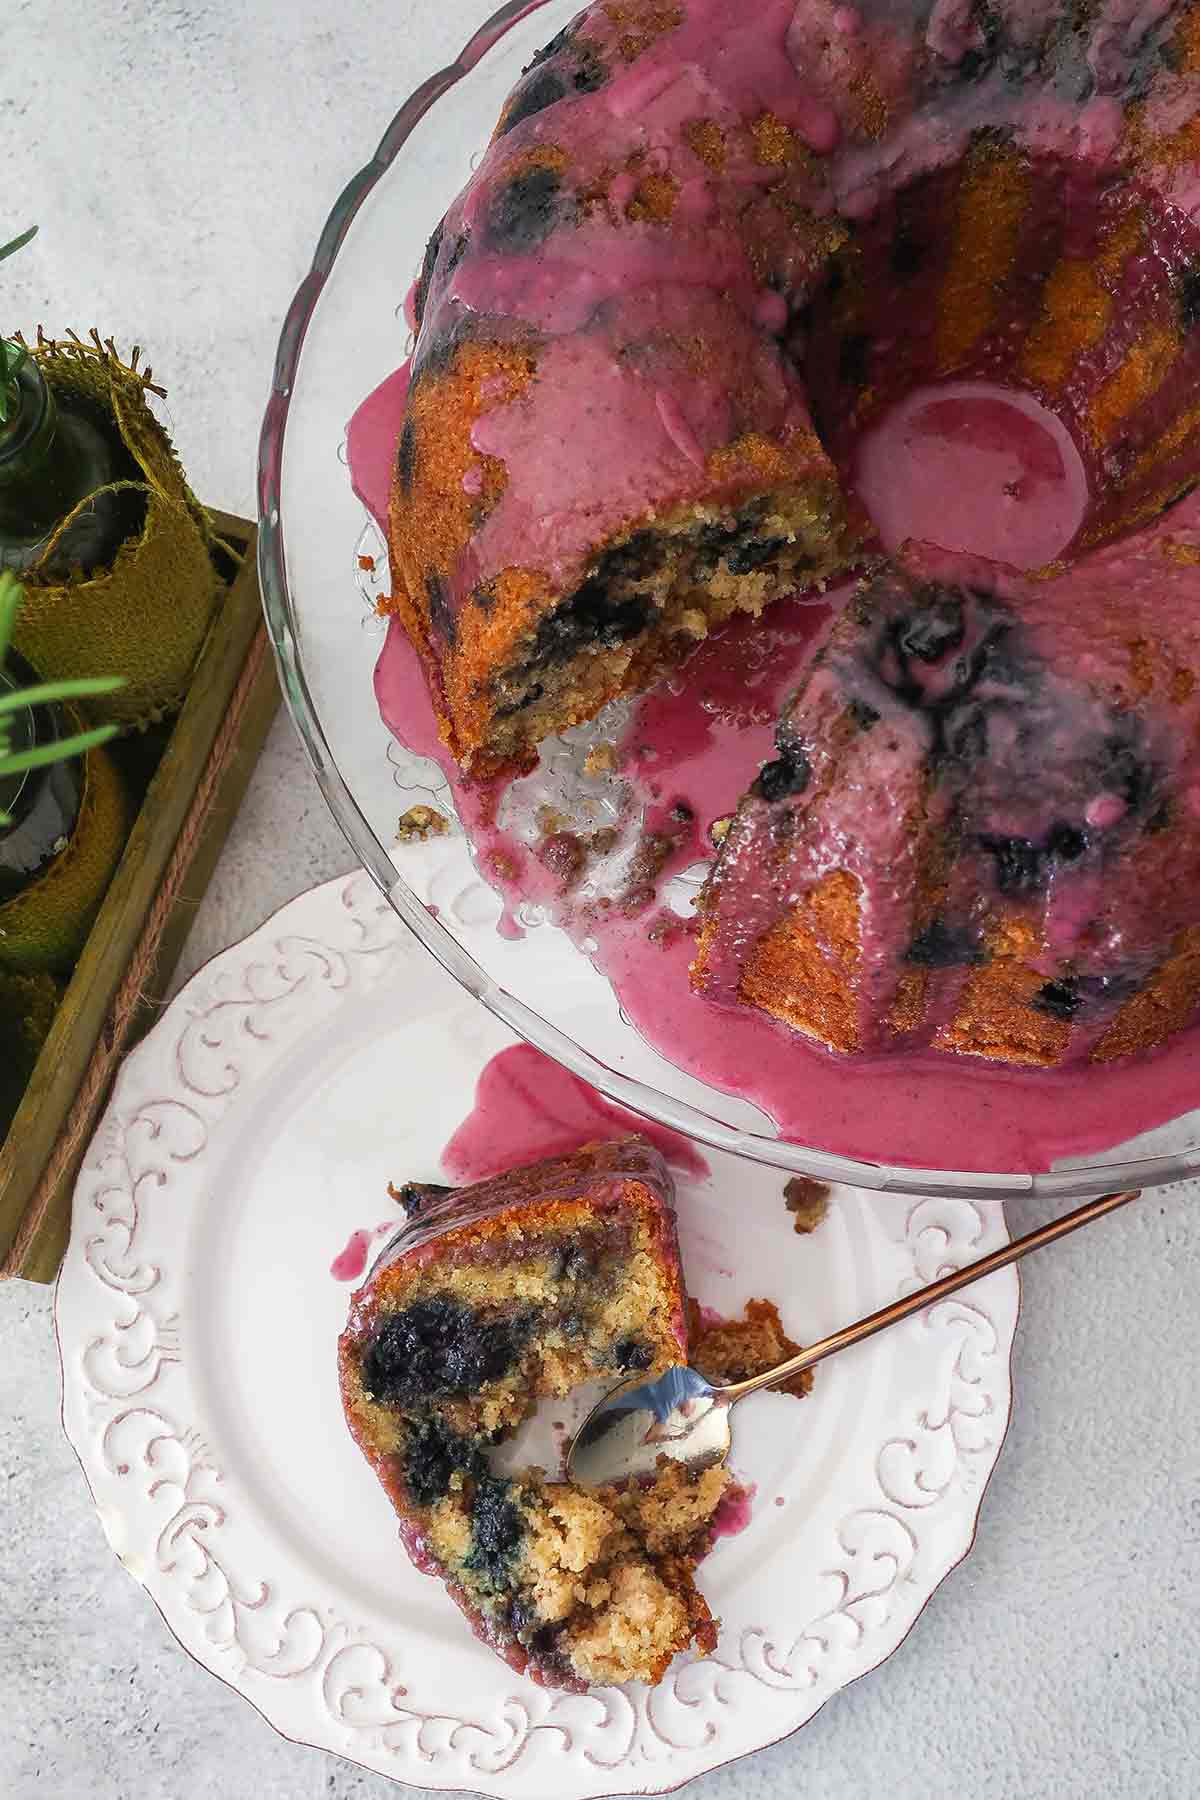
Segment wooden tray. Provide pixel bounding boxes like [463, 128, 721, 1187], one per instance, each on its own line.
[0, 509, 278, 1282]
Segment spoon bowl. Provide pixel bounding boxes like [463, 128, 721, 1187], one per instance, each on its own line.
[569, 1366, 732, 1489]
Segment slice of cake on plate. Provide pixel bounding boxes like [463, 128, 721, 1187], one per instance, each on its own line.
[338, 1138, 730, 1690]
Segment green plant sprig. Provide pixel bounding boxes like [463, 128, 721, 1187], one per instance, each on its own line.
[1, 224, 38, 428]
[0, 571, 125, 823]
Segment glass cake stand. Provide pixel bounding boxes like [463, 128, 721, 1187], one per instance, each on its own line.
[258, 0, 1200, 1202]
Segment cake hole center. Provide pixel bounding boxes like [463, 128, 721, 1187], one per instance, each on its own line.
[853, 381, 1089, 569]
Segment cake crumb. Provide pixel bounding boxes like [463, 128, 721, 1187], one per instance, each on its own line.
[784, 1176, 831, 1234]
[386, 1179, 449, 1218]
[598, 1457, 731, 1557]
[396, 804, 450, 843]
[537, 830, 588, 889]
[358, 553, 377, 572]
[584, 742, 620, 776]
[710, 815, 732, 847]
[688, 1297, 814, 1398]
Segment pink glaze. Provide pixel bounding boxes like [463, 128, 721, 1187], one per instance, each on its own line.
[854, 382, 1089, 569]
[331, 1229, 375, 1283]
[346, 366, 410, 530]
[442, 1042, 709, 1184]
[330, 1219, 399, 1282]
[711, 1481, 758, 1541]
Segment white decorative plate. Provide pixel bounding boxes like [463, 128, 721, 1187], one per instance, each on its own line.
[57, 873, 1019, 1798]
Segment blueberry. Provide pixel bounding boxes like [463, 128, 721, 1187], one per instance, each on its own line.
[978, 833, 1045, 895]
[1051, 34, 1095, 103]
[554, 1245, 594, 1282]
[726, 536, 788, 576]
[485, 166, 567, 255]
[955, 4, 1005, 80]
[533, 578, 648, 663]
[404, 1416, 484, 1508]
[467, 1478, 526, 1585]
[1097, 732, 1153, 813]
[756, 749, 811, 803]
[693, 518, 740, 556]
[397, 418, 418, 495]
[897, 597, 965, 663]
[598, 529, 666, 583]
[1117, 23, 1177, 102]
[495, 682, 544, 718]
[890, 227, 927, 276]
[569, 50, 607, 93]
[442, 230, 470, 284]
[361, 1298, 533, 1406]
[694, 500, 768, 570]
[524, 21, 579, 71]
[613, 1337, 653, 1372]
[691, 516, 743, 577]
[508, 1598, 537, 1637]
[413, 219, 445, 328]
[426, 570, 457, 646]
[508, 1599, 560, 1656]
[391, 1181, 451, 1219]
[847, 695, 881, 731]
[838, 333, 871, 388]
[941, 699, 989, 764]
[498, 68, 567, 135]
[1048, 823, 1088, 861]
[906, 919, 986, 968]
[1032, 978, 1084, 1021]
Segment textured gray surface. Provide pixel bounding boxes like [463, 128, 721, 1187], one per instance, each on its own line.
[1, 3, 1199, 1797]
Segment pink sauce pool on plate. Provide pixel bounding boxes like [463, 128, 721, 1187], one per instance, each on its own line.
[442, 1042, 710, 1184]
[711, 1481, 758, 1541]
[330, 1219, 400, 1282]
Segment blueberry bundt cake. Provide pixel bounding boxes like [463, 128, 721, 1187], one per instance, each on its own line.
[338, 1140, 731, 1689]
[384, 0, 1200, 1067]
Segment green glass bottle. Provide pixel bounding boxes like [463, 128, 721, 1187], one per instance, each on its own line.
[0, 653, 83, 904]
[0, 352, 140, 579]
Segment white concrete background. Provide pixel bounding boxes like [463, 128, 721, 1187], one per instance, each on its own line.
[1, 3, 1199, 1795]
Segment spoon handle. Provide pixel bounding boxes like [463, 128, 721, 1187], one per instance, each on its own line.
[724, 1187, 1143, 1404]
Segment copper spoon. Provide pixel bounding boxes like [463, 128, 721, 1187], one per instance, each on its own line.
[568, 1187, 1141, 1489]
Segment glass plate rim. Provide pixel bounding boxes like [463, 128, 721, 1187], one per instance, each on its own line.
[255, 0, 1199, 1202]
